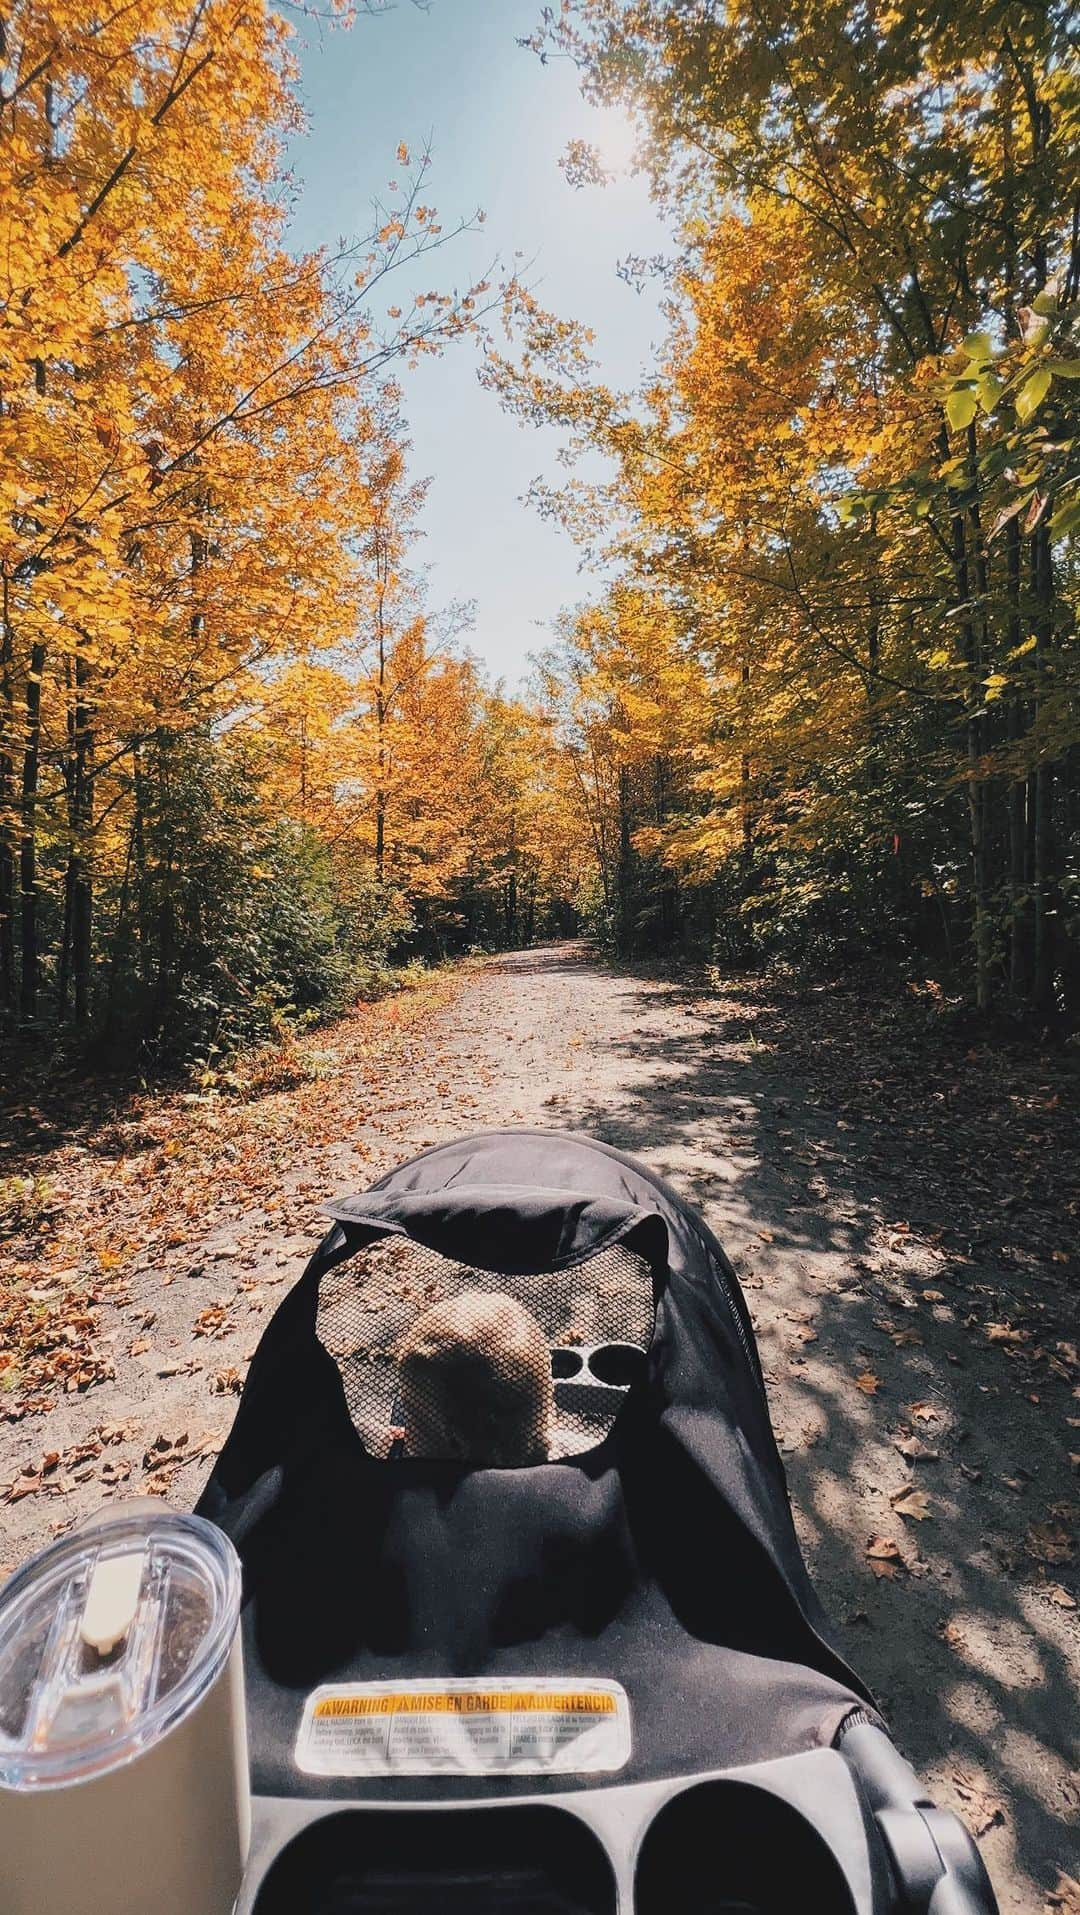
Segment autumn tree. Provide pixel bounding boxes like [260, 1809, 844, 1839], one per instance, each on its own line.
[0, 0, 490, 1053]
[501, 0, 1080, 1014]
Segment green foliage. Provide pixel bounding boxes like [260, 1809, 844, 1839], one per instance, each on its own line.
[100, 731, 414, 1064]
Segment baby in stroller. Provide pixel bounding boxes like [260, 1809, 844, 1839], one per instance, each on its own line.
[198, 1127, 999, 1915]
[397, 1292, 553, 1465]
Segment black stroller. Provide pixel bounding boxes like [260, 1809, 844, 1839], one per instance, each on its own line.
[198, 1128, 998, 1914]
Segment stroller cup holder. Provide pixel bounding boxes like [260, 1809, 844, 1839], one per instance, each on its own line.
[238, 1723, 992, 1914]
[551, 1341, 644, 1420]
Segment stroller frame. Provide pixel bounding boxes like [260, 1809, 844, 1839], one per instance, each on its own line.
[199, 1129, 998, 1915]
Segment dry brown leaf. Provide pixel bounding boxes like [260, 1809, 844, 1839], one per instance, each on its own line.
[894, 1433, 939, 1464]
[3, 1470, 42, 1503]
[865, 1534, 904, 1578]
[922, 1290, 945, 1304]
[128, 1338, 151, 1357]
[1046, 1871, 1080, 1915]
[193, 1303, 232, 1339]
[891, 1328, 923, 1347]
[952, 1769, 1006, 1838]
[891, 1486, 933, 1521]
[143, 1431, 190, 1473]
[1026, 1520, 1075, 1565]
[1043, 1584, 1077, 1611]
[910, 1401, 938, 1424]
[855, 1371, 882, 1395]
[985, 1322, 1027, 1346]
[940, 1618, 967, 1649]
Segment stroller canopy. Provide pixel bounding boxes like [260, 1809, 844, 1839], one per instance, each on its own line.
[199, 1129, 875, 1801]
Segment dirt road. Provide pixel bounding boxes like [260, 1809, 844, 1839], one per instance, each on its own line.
[2, 945, 1077, 1909]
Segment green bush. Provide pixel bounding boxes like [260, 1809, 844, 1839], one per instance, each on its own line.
[100, 730, 414, 1065]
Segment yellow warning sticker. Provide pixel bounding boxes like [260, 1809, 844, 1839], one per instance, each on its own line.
[295, 1678, 630, 1776]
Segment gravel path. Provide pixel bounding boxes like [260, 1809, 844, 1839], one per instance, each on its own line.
[2, 944, 1077, 1909]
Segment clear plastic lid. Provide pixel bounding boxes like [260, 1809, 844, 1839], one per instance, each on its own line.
[0, 1509, 240, 1791]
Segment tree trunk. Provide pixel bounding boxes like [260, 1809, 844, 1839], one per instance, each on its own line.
[616, 765, 632, 956]
[18, 640, 46, 1023]
[71, 644, 94, 1028]
[1031, 519, 1055, 1012]
[374, 722, 386, 882]
[0, 571, 16, 1015]
[740, 662, 753, 867]
[131, 743, 150, 988]
[1004, 515, 1030, 996]
[373, 524, 388, 883]
[945, 426, 992, 1011]
[57, 853, 74, 1017]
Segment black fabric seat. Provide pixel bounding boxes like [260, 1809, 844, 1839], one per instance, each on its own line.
[199, 1128, 877, 1801]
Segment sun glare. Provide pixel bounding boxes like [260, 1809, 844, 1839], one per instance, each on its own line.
[587, 105, 639, 177]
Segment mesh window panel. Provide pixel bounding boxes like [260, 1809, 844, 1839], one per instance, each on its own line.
[316, 1235, 653, 1464]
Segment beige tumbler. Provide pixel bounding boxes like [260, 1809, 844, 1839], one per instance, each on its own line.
[0, 1508, 249, 1915]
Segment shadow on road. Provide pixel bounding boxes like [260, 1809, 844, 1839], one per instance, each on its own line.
[559, 962, 1079, 1905]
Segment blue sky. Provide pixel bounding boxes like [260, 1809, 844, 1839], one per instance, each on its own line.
[286, 0, 668, 686]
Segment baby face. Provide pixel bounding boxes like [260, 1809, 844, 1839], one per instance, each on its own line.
[396, 1291, 553, 1465]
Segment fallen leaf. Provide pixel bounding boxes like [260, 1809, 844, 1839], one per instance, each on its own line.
[952, 1769, 1006, 1839]
[1046, 1871, 1080, 1915]
[940, 1618, 967, 1649]
[128, 1338, 151, 1357]
[894, 1433, 939, 1463]
[3, 1471, 42, 1503]
[855, 1371, 882, 1395]
[1043, 1584, 1076, 1611]
[193, 1303, 232, 1339]
[985, 1322, 1028, 1346]
[922, 1290, 945, 1304]
[891, 1486, 933, 1521]
[865, 1534, 904, 1578]
[910, 1401, 938, 1424]
[143, 1431, 190, 1473]
[1026, 1520, 1075, 1565]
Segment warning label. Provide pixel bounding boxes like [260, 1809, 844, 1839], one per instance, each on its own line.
[295, 1678, 631, 1777]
